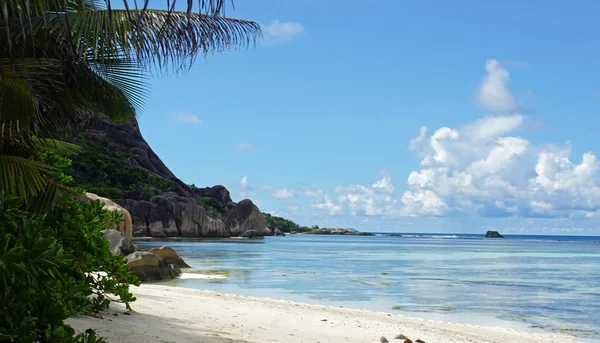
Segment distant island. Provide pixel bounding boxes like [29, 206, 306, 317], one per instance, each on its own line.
[485, 231, 504, 238]
[304, 228, 374, 236]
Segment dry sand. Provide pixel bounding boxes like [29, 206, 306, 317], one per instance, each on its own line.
[67, 283, 580, 343]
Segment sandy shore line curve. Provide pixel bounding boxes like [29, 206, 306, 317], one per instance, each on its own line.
[67, 284, 580, 343]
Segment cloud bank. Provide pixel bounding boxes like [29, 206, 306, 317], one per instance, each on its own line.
[237, 60, 600, 225]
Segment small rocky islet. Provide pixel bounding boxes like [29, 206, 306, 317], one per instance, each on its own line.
[304, 228, 375, 236]
[485, 230, 504, 238]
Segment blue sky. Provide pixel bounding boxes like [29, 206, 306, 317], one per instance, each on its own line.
[138, 0, 600, 234]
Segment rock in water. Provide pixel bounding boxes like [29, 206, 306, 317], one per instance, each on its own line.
[125, 251, 180, 281]
[485, 230, 504, 238]
[119, 192, 229, 238]
[380, 336, 389, 343]
[239, 230, 265, 239]
[86, 192, 133, 243]
[304, 228, 374, 236]
[226, 199, 272, 236]
[149, 246, 191, 268]
[394, 334, 408, 340]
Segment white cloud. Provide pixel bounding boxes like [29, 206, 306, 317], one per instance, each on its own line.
[238, 58, 600, 229]
[262, 19, 304, 46]
[301, 185, 324, 198]
[235, 142, 255, 151]
[408, 126, 428, 153]
[313, 195, 343, 216]
[240, 176, 248, 188]
[402, 116, 600, 218]
[401, 190, 448, 217]
[477, 59, 519, 113]
[312, 176, 399, 216]
[173, 112, 203, 124]
[272, 188, 295, 199]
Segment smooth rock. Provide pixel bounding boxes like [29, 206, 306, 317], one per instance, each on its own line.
[415, 340, 425, 343]
[149, 246, 191, 268]
[403, 340, 413, 343]
[191, 185, 234, 213]
[87, 192, 133, 243]
[380, 336, 389, 343]
[485, 230, 504, 238]
[226, 199, 272, 237]
[394, 334, 408, 340]
[101, 229, 131, 256]
[239, 230, 265, 239]
[125, 251, 180, 282]
[119, 193, 229, 238]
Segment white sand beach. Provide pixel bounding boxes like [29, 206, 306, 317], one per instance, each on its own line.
[66, 283, 580, 343]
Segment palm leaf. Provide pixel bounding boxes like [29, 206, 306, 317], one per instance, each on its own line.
[0, 153, 55, 198]
[31, 137, 82, 156]
[40, 9, 261, 74]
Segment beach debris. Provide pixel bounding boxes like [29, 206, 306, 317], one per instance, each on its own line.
[380, 336, 389, 343]
[394, 334, 408, 339]
[415, 340, 426, 343]
[321, 319, 327, 321]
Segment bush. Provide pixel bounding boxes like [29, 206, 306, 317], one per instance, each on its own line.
[0, 193, 140, 342]
[67, 134, 178, 199]
[263, 213, 314, 233]
[196, 197, 223, 217]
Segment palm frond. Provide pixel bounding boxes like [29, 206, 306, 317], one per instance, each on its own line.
[42, 9, 261, 74]
[31, 137, 82, 156]
[0, 153, 55, 199]
[86, 58, 147, 117]
[0, 58, 69, 139]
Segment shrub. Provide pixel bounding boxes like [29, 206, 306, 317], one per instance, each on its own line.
[196, 197, 223, 216]
[66, 134, 178, 199]
[0, 193, 140, 342]
[263, 213, 314, 233]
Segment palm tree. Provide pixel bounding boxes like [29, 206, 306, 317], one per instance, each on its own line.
[0, 0, 260, 208]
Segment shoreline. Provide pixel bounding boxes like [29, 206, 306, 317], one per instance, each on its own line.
[132, 237, 265, 243]
[66, 282, 580, 343]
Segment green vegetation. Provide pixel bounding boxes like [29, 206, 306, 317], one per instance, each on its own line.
[0, 149, 140, 342]
[1, 0, 260, 341]
[263, 213, 315, 233]
[67, 135, 179, 199]
[197, 197, 224, 216]
[1, 0, 259, 205]
[0, 193, 140, 342]
[392, 306, 406, 311]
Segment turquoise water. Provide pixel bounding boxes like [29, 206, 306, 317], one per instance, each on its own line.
[136, 234, 600, 341]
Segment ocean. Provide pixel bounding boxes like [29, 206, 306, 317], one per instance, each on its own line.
[136, 234, 600, 341]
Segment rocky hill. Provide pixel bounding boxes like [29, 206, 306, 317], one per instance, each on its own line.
[66, 116, 271, 238]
